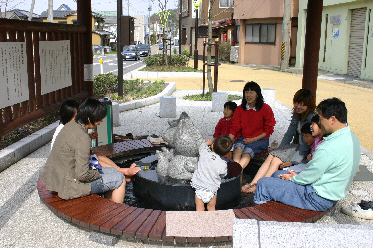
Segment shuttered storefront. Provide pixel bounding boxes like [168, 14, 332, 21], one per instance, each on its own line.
[347, 8, 367, 77]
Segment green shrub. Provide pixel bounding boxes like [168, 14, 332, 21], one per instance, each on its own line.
[143, 54, 189, 67]
[94, 73, 118, 98]
[182, 50, 190, 57]
[218, 41, 231, 62]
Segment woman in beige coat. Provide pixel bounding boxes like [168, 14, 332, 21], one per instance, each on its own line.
[41, 97, 130, 204]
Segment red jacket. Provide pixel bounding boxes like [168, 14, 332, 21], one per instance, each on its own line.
[230, 103, 275, 139]
[214, 117, 241, 139]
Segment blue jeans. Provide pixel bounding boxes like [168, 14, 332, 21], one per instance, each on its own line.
[234, 137, 269, 158]
[254, 177, 337, 211]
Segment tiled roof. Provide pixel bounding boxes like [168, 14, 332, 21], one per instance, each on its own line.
[39, 10, 76, 18]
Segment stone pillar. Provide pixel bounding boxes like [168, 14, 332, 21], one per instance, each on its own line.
[112, 102, 119, 127]
[160, 96, 176, 118]
[212, 92, 228, 112]
[261, 88, 276, 109]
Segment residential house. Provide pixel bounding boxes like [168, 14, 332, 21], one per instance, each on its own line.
[0, 9, 42, 21]
[39, 5, 110, 46]
[296, 0, 373, 80]
[234, 0, 299, 66]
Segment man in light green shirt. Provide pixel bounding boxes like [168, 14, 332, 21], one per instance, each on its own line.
[254, 98, 360, 211]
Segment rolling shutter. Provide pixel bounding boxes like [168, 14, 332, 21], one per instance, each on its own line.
[347, 8, 367, 77]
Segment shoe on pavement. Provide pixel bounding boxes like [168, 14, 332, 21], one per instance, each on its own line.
[359, 200, 373, 210]
[341, 204, 373, 220]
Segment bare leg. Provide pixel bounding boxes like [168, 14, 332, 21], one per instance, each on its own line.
[242, 155, 274, 192]
[206, 195, 217, 211]
[195, 195, 205, 211]
[233, 147, 243, 164]
[239, 153, 251, 169]
[263, 156, 284, 178]
[105, 177, 126, 204]
[97, 155, 117, 168]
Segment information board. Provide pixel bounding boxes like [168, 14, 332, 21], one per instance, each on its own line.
[0, 42, 29, 109]
[39, 40, 72, 94]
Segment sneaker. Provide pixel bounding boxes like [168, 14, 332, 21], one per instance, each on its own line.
[341, 204, 373, 220]
[359, 200, 373, 210]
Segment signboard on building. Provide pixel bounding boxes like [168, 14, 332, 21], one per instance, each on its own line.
[330, 15, 341, 24]
[39, 40, 72, 95]
[0, 42, 29, 109]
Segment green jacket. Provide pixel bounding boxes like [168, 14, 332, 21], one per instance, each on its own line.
[41, 121, 101, 200]
[290, 126, 360, 201]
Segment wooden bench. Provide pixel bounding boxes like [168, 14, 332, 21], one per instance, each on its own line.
[37, 139, 334, 244]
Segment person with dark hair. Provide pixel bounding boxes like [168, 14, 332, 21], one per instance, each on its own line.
[41, 97, 139, 204]
[253, 98, 360, 211]
[191, 136, 233, 211]
[51, 100, 79, 150]
[242, 89, 316, 193]
[229, 81, 276, 169]
[214, 101, 239, 159]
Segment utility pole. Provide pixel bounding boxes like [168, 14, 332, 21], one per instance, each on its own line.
[47, 0, 53, 22]
[118, 0, 124, 97]
[28, 0, 35, 21]
[179, 0, 182, 55]
[280, 0, 291, 70]
[127, 0, 130, 16]
[148, 5, 152, 45]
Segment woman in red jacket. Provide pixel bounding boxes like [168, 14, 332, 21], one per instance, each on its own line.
[229, 81, 276, 169]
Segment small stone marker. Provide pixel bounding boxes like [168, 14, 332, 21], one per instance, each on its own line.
[262, 88, 276, 109]
[112, 102, 119, 127]
[160, 96, 176, 118]
[212, 92, 228, 112]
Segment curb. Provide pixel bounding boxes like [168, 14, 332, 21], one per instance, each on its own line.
[0, 82, 176, 172]
[129, 66, 204, 79]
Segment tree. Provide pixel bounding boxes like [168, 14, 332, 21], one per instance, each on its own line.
[153, 0, 171, 65]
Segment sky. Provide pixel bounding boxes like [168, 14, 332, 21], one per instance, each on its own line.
[2, 0, 179, 16]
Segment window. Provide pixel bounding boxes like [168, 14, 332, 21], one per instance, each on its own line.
[245, 23, 276, 44]
[219, 0, 233, 8]
[135, 27, 140, 30]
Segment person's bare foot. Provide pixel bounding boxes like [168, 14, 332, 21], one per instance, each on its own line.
[241, 183, 256, 193]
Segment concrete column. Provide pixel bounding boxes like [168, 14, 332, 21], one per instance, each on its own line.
[238, 19, 246, 64]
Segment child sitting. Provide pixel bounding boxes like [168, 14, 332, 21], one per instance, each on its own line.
[191, 136, 233, 211]
[214, 101, 238, 159]
[276, 115, 324, 175]
[242, 122, 315, 193]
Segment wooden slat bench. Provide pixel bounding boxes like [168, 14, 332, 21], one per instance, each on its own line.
[37, 139, 334, 244]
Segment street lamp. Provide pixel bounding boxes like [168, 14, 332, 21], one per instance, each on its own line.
[193, 0, 202, 70]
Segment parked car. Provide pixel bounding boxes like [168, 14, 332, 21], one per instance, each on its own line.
[92, 45, 103, 54]
[159, 43, 163, 50]
[136, 44, 151, 57]
[122, 45, 140, 60]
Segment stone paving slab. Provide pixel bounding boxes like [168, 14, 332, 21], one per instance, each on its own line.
[233, 219, 373, 248]
[166, 210, 235, 237]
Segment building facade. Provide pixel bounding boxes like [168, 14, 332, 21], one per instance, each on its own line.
[234, 0, 299, 66]
[296, 0, 373, 80]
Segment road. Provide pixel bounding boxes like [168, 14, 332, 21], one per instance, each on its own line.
[93, 45, 163, 76]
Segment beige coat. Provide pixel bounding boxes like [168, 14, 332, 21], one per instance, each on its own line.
[41, 121, 101, 200]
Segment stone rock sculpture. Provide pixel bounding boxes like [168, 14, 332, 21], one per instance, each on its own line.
[156, 112, 205, 180]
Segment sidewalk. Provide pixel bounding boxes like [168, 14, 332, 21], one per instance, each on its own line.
[1, 62, 373, 247]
